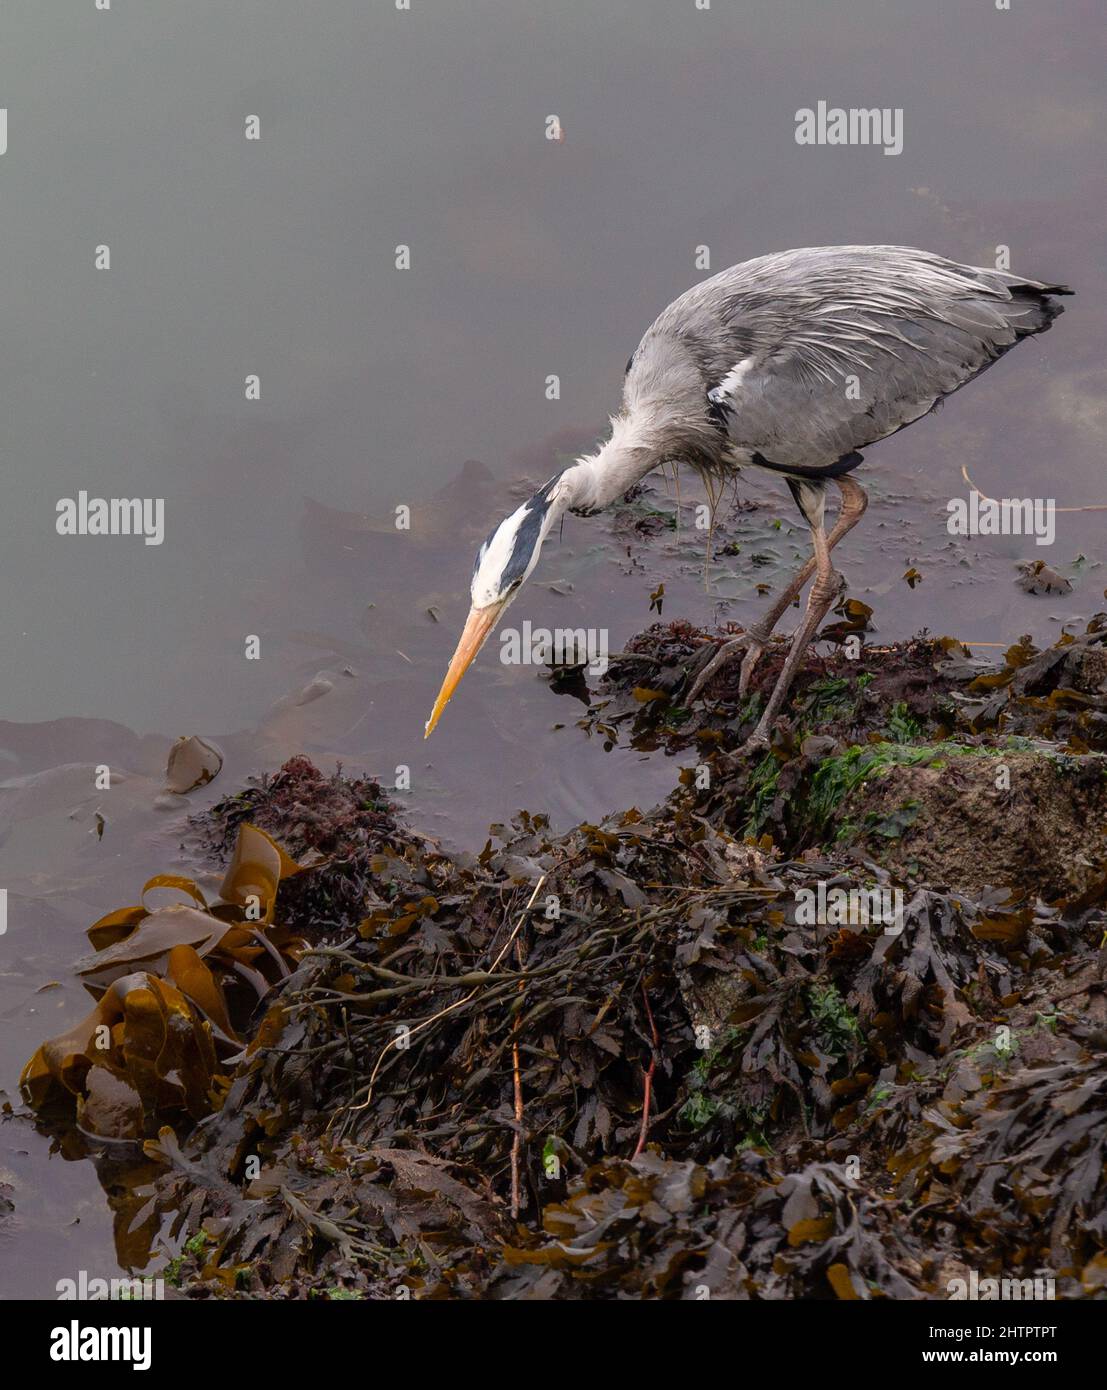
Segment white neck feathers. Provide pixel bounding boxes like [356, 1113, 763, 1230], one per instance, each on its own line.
[556, 415, 661, 514]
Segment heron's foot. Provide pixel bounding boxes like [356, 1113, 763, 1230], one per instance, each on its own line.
[686, 629, 767, 706]
[718, 723, 773, 765]
[736, 641, 767, 699]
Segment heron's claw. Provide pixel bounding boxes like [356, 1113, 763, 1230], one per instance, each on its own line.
[686, 630, 767, 706]
[735, 643, 768, 699]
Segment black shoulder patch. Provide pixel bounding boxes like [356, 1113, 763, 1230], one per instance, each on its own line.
[706, 393, 732, 434]
[750, 450, 865, 480]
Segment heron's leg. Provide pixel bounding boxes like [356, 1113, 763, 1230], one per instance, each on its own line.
[688, 476, 861, 703]
[688, 496, 826, 703]
[745, 523, 837, 744]
[686, 566, 812, 705]
[745, 476, 868, 745]
[734, 560, 816, 694]
[735, 480, 869, 693]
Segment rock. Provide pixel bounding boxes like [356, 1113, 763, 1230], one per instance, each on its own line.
[840, 749, 1107, 898]
[1063, 644, 1107, 695]
[165, 735, 223, 794]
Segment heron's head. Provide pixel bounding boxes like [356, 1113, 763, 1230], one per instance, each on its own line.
[424, 475, 563, 737]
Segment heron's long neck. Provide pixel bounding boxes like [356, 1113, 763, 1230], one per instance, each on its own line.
[556, 420, 662, 516]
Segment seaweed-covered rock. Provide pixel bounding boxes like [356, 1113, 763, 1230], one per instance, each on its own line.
[839, 746, 1107, 898]
[19, 625, 1107, 1300]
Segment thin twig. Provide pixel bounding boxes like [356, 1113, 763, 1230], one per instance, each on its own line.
[327, 874, 548, 1137]
[510, 929, 528, 1219]
[631, 978, 660, 1160]
[961, 463, 1107, 513]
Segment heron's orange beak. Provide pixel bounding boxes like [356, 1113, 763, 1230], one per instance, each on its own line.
[424, 601, 505, 738]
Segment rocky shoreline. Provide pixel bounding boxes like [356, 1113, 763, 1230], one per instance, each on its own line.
[20, 615, 1107, 1299]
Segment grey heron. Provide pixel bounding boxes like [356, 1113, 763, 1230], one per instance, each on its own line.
[425, 245, 1070, 745]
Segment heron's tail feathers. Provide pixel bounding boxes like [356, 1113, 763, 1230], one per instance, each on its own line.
[1004, 279, 1072, 339]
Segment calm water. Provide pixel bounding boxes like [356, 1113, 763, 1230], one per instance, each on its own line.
[1, 0, 1104, 1296]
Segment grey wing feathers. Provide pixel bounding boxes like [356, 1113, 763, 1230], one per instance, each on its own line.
[659, 245, 1070, 472]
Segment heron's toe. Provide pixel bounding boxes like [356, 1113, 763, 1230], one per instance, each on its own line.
[735, 642, 766, 699]
[686, 633, 757, 704]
